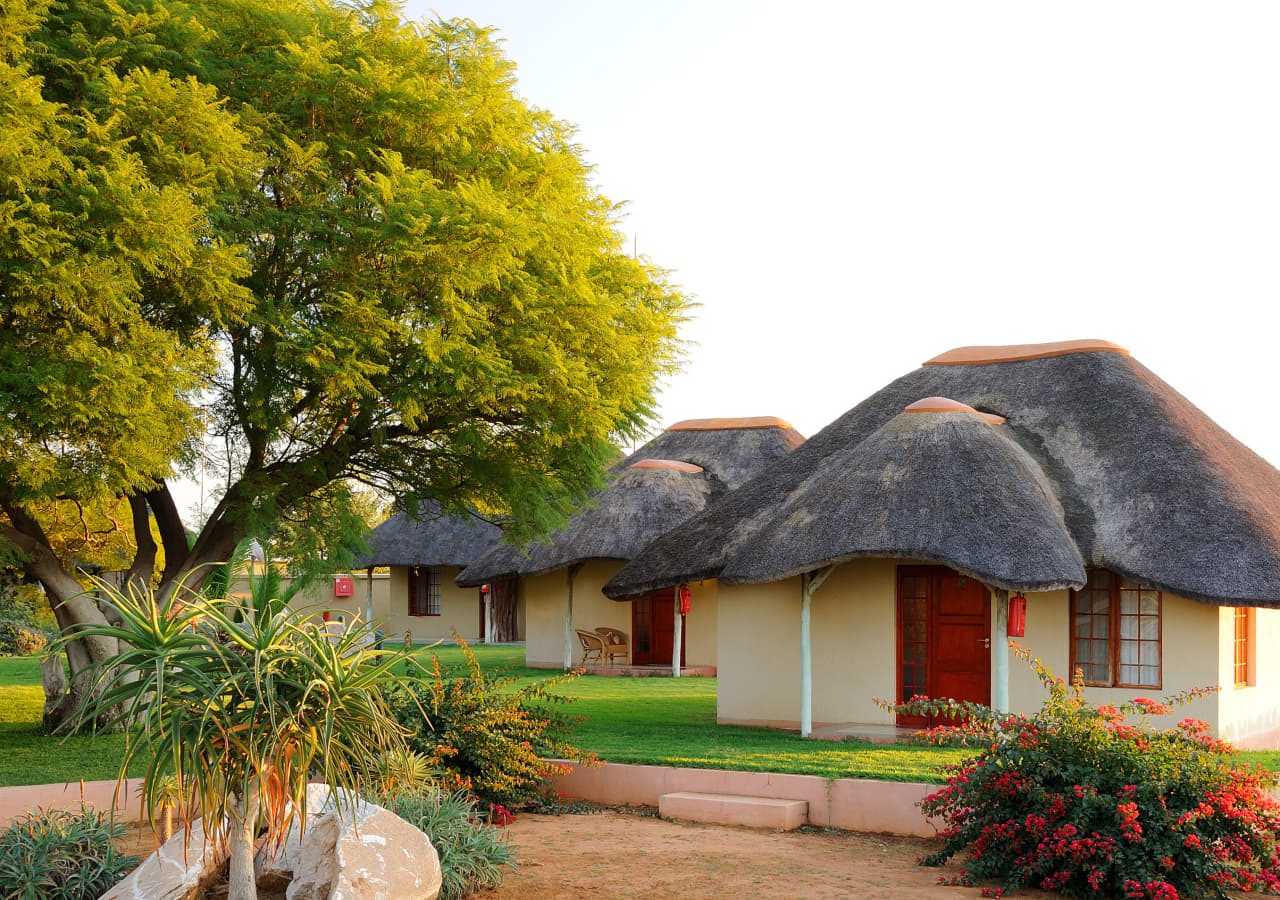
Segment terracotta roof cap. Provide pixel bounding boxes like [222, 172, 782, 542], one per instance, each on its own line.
[667, 416, 793, 432]
[628, 459, 705, 473]
[925, 339, 1129, 367]
[904, 397, 1006, 425]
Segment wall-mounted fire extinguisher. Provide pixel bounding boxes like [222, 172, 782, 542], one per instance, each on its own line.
[678, 583, 692, 616]
[1007, 592, 1027, 637]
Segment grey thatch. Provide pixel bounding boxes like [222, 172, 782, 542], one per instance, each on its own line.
[456, 418, 803, 586]
[604, 344, 1280, 607]
[724, 406, 1087, 591]
[356, 501, 501, 569]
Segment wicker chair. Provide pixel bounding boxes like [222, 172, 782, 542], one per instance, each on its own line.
[575, 628, 606, 666]
[594, 627, 629, 666]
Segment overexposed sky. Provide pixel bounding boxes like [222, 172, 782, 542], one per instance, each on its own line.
[178, 1, 1280, 519]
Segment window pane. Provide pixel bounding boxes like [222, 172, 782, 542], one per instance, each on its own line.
[1120, 616, 1137, 639]
[1119, 664, 1139, 684]
[1141, 642, 1159, 667]
[1141, 592, 1158, 614]
[1140, 617, 1158, 639]
[1120, 591, 1138, 615]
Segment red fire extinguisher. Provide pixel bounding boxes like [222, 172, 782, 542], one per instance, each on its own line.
[678, 583, 692, 616]
[1007, 592, 1027, 637]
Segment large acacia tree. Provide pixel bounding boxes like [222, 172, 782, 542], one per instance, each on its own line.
[0, 0, 685, 728]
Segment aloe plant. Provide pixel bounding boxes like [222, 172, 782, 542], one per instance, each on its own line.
[61, 573, 419, 899]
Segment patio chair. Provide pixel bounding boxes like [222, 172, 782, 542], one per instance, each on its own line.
[575, 628, 606, 666]
[594, 627, 629, 666]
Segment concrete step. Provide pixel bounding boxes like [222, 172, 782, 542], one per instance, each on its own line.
[658, 791, 808, 831]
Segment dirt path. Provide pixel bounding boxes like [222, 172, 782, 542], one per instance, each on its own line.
[490, 810, 1035, 899]
[118, 809, 1045, 898]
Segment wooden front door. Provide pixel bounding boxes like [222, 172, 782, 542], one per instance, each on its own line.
[631, 589, 686, 666]
[896, 566, 991, 727]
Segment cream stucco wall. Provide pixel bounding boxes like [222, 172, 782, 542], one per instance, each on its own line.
[1216, 605, 1280, 746]
[523, 559, 718, 669]
[1009, 589, 1220, 731]
[235, 570, 387, 626]
[378, 565, 484, 644]
[252, 566, 487, 644]
[717, 561, 901, 727]
[716, 560, 1254, 737]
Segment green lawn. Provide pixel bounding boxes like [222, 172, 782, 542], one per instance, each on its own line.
[0, 657, 144, 787]
[3, 647, 1278, 788]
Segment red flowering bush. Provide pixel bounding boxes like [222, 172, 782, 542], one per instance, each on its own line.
[880, 646, 1280, 898]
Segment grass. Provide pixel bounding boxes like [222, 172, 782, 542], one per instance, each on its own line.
[3, 646, 1278, 788]
[0, 657, 144, 787]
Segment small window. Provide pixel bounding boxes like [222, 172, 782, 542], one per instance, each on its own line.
[408, 566, 441, 617]
[1069, 569, 1161, 689]
[1234, 606, 1253, 688]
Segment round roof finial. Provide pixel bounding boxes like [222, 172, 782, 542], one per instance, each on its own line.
[629, 459, 705, 473]
[904, 397, 1006, 425]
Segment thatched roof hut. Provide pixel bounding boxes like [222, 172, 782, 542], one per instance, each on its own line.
[356, 501, 501, 569]
[724, 399, 1086, 592]
[456, 417, 803, 586]
[604, 341, 1280, 606]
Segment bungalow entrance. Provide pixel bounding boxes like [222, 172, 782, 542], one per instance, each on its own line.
[631, 588, 687, 666]
[896, 566, 991, 727]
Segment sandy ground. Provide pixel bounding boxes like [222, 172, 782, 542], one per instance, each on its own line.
[488, 810, 1035, 899]
[117, 809, 1043, 899]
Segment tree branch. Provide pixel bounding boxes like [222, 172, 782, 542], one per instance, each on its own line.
[123, 493, 157, 589]
[144, 483, 190, 585]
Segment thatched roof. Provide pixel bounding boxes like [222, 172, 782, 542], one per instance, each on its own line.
[456, 418, 803, 586]
[724, 401, 1086, 591]
[604, 342, 1280, 607]
[356, 501, 501, 569]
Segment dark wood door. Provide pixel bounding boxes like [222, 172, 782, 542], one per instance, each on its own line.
[896, 566, 990, 727]
[631, 589, 685, 666]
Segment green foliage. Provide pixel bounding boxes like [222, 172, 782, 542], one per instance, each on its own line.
[375, 787, 515, 900]
[0, 806, 138, 900]
[4, 0, 686, 582]
[389, 638, 596, 807]
[0, 0, 252, 505]
[0, 619, 48, 656]
[880, 646, 1280, 898]
[267, 481, 384, 582]
[62, 577, 419, 856]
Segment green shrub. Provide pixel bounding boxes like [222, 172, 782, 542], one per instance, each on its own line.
[376, 787, 515, 900]
[881, 646, 1280, 898]
[0, 619, 48, 656]
[0, 806, 137, 899]
[389, 637, 597, 807]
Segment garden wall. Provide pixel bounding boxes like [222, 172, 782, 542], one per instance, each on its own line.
[548, 760, 941, 837]
[0, 778, 144, 828]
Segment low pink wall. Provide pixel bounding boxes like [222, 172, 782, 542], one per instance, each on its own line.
[548, 761, 942, 837]
[0, 778, 144, 828]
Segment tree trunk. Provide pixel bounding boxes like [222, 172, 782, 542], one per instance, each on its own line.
[34, 553, 121, 733]
[490, 578, 519, 642]
[227, 782, 261, 900]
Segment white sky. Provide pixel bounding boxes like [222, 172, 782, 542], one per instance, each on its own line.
[414, 0, 1280, 454]
[176, 1, 1280, 517]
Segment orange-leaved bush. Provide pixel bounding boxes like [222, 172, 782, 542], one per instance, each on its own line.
[878, 645, 1280, 899]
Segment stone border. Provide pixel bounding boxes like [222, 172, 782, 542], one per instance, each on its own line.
[0, 778, 144, 828]
[547, 760, 942, 837]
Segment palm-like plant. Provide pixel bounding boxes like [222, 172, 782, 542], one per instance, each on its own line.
[61, 571, 418, 899]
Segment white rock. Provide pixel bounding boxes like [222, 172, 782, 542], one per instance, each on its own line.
[107, 787, 440, 900]
[99, 818, 223, 900]
[286, 788, 441, 900]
